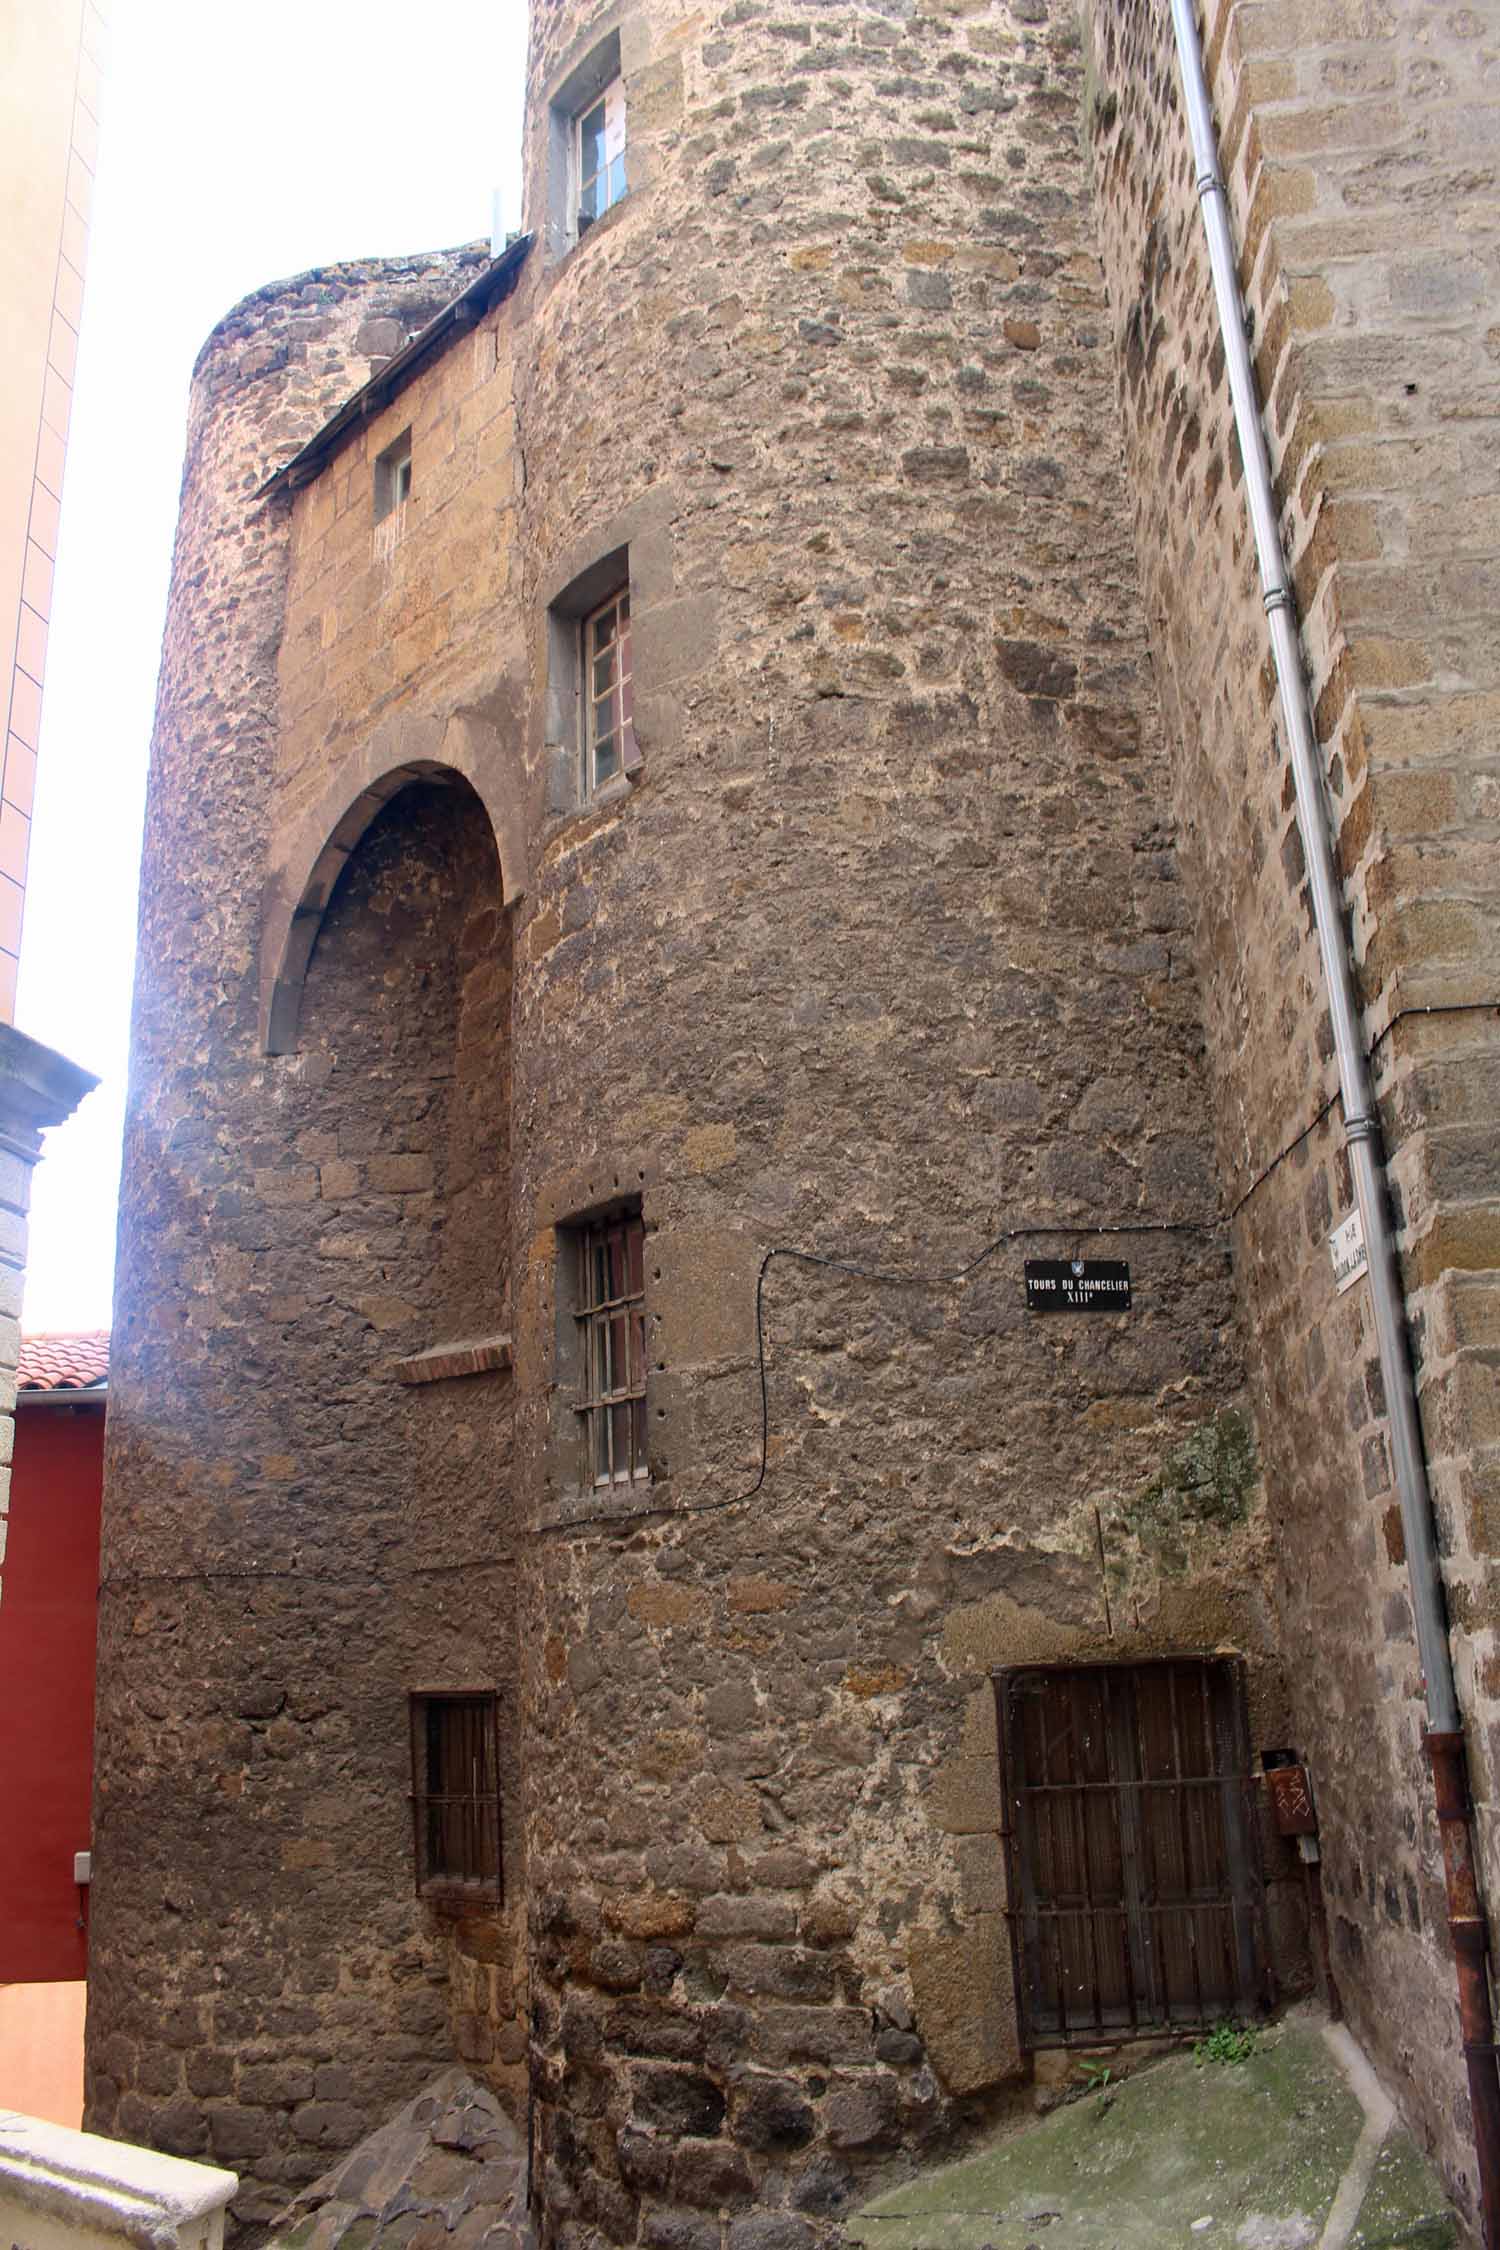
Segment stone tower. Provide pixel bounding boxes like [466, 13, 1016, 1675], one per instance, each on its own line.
[89, 0, 1500, 2241]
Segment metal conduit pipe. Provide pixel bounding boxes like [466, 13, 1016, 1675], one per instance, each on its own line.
[1165, 2, 1500, 2238]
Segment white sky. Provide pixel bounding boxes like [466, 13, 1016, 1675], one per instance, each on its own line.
[18, 0, 530, 1331]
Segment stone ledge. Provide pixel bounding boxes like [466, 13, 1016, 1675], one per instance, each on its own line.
[0, 1023, 98, 1138]
[387, 1333, 513, 1385]
[0, 2111, 237, 2250]
[537, 1477, 661, 1532]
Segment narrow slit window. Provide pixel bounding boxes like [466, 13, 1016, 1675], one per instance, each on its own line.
[409, 1692, 501, 1902]
[374, 430, 412, 524]
[581, 586, 634, 797]
[577, 77, 627, 234]
[574, 1209, 647, 1486]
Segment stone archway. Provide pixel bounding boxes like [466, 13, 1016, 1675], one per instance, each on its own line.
[260, 710, 527, 1054]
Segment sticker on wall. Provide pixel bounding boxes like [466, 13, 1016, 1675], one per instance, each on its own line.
[1329, 1206, 1368, 1296]
[1024, 1259, 1131, 1312]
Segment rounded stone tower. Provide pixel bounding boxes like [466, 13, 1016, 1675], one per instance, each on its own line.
[502, 3, 1285, 2245]
[89, 0, 1303, 2240]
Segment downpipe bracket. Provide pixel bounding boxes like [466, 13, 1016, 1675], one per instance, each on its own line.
[1427, 1730, 1475, 1820]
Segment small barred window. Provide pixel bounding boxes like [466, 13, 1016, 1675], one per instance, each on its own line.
[575, 1209, 648, 1485]
[409, 1692, 501, 1903]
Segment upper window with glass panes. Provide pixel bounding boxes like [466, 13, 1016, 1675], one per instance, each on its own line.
[576, 77, 627, 235]
[581, 586, 635, 797]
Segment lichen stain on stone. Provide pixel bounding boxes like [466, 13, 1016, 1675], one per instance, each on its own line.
[1123, 1408, 1259, 1568]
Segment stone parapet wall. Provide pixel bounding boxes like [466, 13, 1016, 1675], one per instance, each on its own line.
[1086, 0, 1500, 2219]
[0, 2109, 236, 2250]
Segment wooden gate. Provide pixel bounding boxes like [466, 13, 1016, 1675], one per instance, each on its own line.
[995, 1659, 1267, 2046]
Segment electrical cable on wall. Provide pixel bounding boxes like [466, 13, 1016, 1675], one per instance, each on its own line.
[100, 998, 1500, 1578]
[545, 999, 1500, 1540]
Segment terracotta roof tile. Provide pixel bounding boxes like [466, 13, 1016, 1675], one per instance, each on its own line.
[17, 1330, 109, 1391]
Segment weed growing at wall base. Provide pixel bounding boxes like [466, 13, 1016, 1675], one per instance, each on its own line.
[1195, 2021, 1258, 2067]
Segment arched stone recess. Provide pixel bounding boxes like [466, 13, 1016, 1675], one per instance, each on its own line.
[260, 706, 529, 1054]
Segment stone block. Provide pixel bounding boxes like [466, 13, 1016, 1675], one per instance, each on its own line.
[717, 1948, 835, 2004]
[752, 2010, 878, 2068]
[824, 2076, 902, 2150]
[618, 2127, 673, 2196]
[628, 1582, 709, 1629]
[631, 2067, 726, 2141]
[954, 1834, 1006, 1915]
[730, 2073, 816, 2153]
[365, 1154, 434, 1194]
[253, 1167, 319, 1206]
[787, 2155, 856, 2217]
[640, 2215, 718, 2250]
[673, 2138, 754, 2206]
[727, 1578, 797, 1615]
[632, 594, 719, 688]
[695, 1895, 798, 1942]
[608, 2003, 706, 2063]
[745, 1849, 819, 1891]
[690, 1782, 764, 1845]
[238, 2061, 316, 2107]
[908, 1919, 1020, 2095]
[185, 2051, 235, 2100]
[727, 2215, 813, 2250]
[205, 2102, 275, 2160]
[926, 1754, 1004, 1835]
[654, 1228, 761, 1363]
[604, 1890, 697, 1940]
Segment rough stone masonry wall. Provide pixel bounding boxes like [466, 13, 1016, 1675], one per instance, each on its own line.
[509, 4, 1298, 2246]
[87, 250, 526, 2232]
[269, 258, 527, 865]
[1086, 0, 1500, 2219]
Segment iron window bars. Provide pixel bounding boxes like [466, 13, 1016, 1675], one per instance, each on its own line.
[575, 1210, 648, 1485]
[409, 1691, 502, 1904]
[995, 1658, 1267, 2048]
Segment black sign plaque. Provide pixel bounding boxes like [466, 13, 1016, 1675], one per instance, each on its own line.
[1024, 1259, 1131, 1312]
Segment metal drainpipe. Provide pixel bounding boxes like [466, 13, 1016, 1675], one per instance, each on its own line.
[1165, 1, 1500, 2237]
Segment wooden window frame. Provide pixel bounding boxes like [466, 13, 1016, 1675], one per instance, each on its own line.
[572, 1206, 648, 1487]
[408, 1690, 502, 1908]
[374, 429, 412, 525]
[575, 75, 627, 236]
[580, 584, 636, 799]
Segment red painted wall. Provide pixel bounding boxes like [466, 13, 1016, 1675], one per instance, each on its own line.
[0, 1399, 103, 1982]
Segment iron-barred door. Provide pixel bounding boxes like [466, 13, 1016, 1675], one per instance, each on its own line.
[997, 1659, 1266, 2047]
